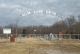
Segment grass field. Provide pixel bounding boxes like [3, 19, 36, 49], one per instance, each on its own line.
[0, 37, 80, 54]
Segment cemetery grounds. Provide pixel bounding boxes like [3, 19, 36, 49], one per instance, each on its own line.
[0, 36, 80, 54]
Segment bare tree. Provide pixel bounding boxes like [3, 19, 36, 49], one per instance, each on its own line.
[65, 16, 76, 34]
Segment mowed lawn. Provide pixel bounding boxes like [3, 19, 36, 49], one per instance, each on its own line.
[0, 38, 80, 54]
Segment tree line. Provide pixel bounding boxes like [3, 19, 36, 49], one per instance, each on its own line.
[0, 15, 80, 34]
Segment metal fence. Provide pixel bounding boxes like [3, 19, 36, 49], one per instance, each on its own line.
[0, 34, 80, 42]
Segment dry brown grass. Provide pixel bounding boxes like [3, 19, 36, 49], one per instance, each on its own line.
[0, 38, 80, 54]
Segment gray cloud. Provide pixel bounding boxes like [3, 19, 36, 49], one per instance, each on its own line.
[0, 0, 80, 26]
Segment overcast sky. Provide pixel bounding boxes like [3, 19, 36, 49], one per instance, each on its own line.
[0, 0, 80, 26]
